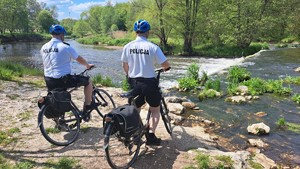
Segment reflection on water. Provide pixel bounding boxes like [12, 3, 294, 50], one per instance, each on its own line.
[1, 40, 300, 166]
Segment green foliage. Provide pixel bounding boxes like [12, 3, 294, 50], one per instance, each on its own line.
[195, 153, 210, 169]
[205, 78, 221, 92]
[286, 122, 300, 134]
[198, 89, 220, 101]
[0, 61, 43, 81]
[187, 63, 199, 81]
[178, 63, 201, 91]
[92, 74, 115, 87]
[121, 78, 130, 91]
[284, 76, 300, 85]
[0, 127, 20, 145]
[73, 20, 91, 38]
[241, 78, 267, 95]
[277, 118, 286, 127]
[292, 94, 300, 104]
[37, 10, 56, 33]
[178, 77, 198, 91]
[215, 155, 234, 167]
[249, 160, 264, 169]
[227, 66, 251, 83]
[46, 157, 80, 169]
[77, 35, 132, 46]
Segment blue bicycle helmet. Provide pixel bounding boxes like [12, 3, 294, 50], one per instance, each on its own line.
[49, 24, 67, 35]
[133, 20, 150, 33]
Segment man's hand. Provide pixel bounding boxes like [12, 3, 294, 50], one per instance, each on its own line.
[86, 64, 95, 70]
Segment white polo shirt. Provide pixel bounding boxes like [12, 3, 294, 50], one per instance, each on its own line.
[121, 36, 167, 78]
[41, 38, 78, 78]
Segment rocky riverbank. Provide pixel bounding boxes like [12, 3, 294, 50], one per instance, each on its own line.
[0, 76, 282, 169]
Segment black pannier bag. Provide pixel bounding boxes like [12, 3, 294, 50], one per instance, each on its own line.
[109, 105, 141, 138]
[38, 90, 72, 118]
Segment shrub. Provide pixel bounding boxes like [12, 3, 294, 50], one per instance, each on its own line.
[241, 78, 267, 95]
[121, 78, 130, 91]
[187, 63, 199, 81]
[92, 74, 115, 87]
[178, 77, 198, 91]
[205, 78, 221, 92]
[292, 94, 300, 104]
[227, 66, 251, 83]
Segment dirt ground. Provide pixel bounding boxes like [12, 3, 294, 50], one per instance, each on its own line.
[0, 77, 279, 169]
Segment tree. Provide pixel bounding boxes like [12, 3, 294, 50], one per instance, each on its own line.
[169, 0, 201, 55]
[73, 20, 90, 38]
[86, 6, 103, 34]
[37, 10, 55, 33]
[27, 0, 43, 32]
[60, 18, 77, 35]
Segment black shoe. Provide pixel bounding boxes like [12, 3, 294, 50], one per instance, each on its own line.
[145, 133, 161, 146]
[82, 111, 91, 122]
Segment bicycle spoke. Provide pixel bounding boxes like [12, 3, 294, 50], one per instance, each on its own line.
[93, 88, 116, 116]
[38, 105, 80, 146]
[105, 129, 141, 169]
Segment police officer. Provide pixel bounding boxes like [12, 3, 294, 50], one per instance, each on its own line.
[121, 20, 170, 145]
[41, 24, 94, 121]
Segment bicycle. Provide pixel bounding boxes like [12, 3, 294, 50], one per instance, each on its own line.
[103, 67, 172, 169]
[37, 67, 116, 146]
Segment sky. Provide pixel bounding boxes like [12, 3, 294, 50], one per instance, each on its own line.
[37, 0, 129, 21]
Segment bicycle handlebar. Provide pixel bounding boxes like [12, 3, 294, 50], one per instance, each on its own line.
[80, 65, 96, 76]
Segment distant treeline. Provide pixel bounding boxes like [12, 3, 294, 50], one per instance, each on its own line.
[1, 0, 299, 56]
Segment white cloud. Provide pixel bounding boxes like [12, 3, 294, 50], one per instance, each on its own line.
[69, 2, 105, 13]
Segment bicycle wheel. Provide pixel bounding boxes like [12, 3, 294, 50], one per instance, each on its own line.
[160, 98, 172, 135]
[93, 88, 116, 116]
[38, 105, 80, 146]
[104, 123, 141, 169]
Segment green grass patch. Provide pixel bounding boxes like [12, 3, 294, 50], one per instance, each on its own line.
[215, 155, 234, 168]
[195, 153, 210, 169]
[249, 160, 264, 169]
[45, 157, 81, 169]
[46, 127, 60, 134]
[292, 93, 300, 104]
[0, 127, 21, 145]
[286, 122, 300, 134]
[227, 66, 251, 84]
[92, 74, 115, 87]
[17, 111, 33, 121]
[284, 76, 300, 85]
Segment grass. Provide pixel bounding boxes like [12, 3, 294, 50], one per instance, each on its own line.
[0, 61, 44, 87]
[249, 160, 264, 169]
[0, 153, 80, 169]
[17, 111, 33, 121]
[92, 74, 115, 87]
[0, 127, 21, 146]
[45, 127, 60, 134]
[45, 157, 81, 169]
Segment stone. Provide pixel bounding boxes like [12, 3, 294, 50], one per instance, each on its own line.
[247, 122, 270, 135]
[248, 138, 269, 148]
[168, 103, 185, 115]
[181, 101, 196, 109]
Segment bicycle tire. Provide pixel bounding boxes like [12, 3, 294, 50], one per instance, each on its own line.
[93, 88, 116, 116]
[160, 98, 172, 135]
[104, 122, 142, 169]
[38, 105, 80, 146]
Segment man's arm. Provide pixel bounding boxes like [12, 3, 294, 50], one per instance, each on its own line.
[161, 60, 170, 71]
[122, 62, 129, 76]
[76, 56, 94, 69]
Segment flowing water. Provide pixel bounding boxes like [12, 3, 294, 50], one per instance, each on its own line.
[1, 40, 299, 166]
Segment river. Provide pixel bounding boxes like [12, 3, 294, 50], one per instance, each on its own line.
[1, 39, 299, 167]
